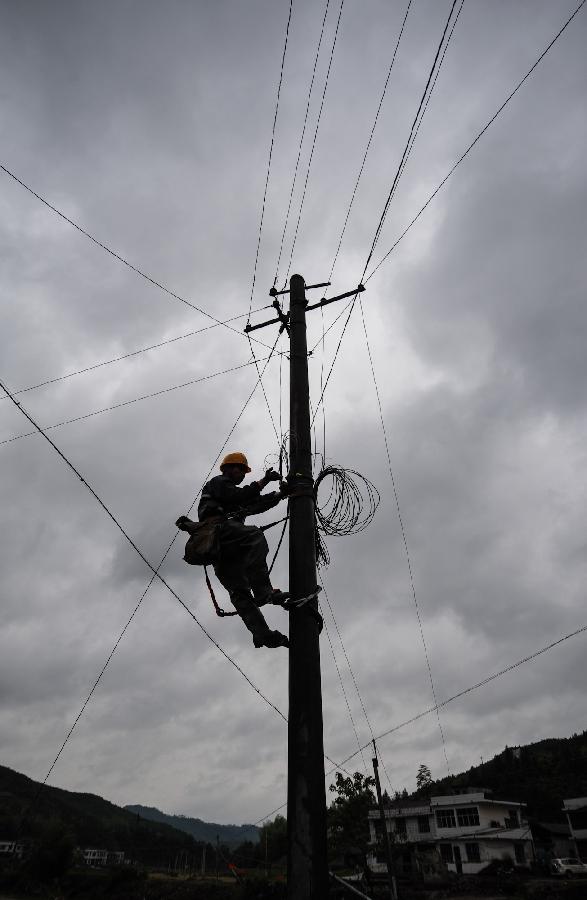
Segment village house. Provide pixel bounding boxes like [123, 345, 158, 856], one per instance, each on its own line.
[0, 840, 25, 859]
[367, 789, 533, 877]
[563, 797, 587, 860]
[81, 848, 125, 867]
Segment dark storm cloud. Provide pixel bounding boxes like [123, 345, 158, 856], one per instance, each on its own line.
[1, 0, 586, 824]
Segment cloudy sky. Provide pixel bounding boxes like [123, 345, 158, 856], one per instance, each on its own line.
[1, 0, 586, 827]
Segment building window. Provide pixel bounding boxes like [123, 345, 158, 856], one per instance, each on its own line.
[465, 843, 480, 863]
[418, 815, 431, 833]
[456, 807, 480, 827]
[514, 843, 525, 864]
[504, 810, 519, 828]
[439, 844, 454, 863]
[395, 817, 406, 836]
[436, 809, 456, 829]
[569, 809, 587, 829]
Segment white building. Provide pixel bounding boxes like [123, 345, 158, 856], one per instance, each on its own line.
[82, 848, 125, 866]
[0, 840, 25, 859]
[563, 797, 587, 860]
[367, 790, 533, 877]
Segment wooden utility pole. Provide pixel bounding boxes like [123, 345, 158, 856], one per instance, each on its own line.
[372, 742, 398, 900]
[244, 273, 365, 898]
[287, 273, 329, 898]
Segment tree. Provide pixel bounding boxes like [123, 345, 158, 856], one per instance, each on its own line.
[258, 814, 287, 865]
[328, 772, 376, 863]
[416, 764, 432, 793]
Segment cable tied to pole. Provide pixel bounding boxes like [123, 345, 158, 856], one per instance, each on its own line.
[313, 465, 380, 567]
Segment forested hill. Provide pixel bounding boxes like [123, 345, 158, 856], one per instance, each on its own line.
[0, 765, 201, 865]
[124, 805, 259, 846]
[410, 730, 587, 820]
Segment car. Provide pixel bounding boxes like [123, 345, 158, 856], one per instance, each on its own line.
[550, 857, 587, 877]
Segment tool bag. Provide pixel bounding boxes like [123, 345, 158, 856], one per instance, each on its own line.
[182, 520, 221, 566]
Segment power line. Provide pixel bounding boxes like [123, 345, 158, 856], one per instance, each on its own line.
[247, 0, 294, 320]
[319, 574, 395, 795]
[283, 0, 346, 284]
[0, 344, 289, 790]
[0, 163, 274, 353]
[18, 344, 286, 813]
[3, 341, 350, 789]
[253, 619, 587, 825]
[358, 297, 451, 777]
[310, 0, 463, 426]
[0, 356, 271, 447]
[366, 0, 587, 283]
[335, 621, 587, 772]
[322, 609, 369, 773]
[246, 0, 294, 442]
[327, 0, 413, 283]
[362, 0, 460, 277]
[0, 306, 272, 403]
[273, 0, 331, 287]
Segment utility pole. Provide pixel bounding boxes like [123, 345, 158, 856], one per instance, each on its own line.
[372, 742, 398, 900]
[245, 274, 365, 899]
[287, 273, 328, 898]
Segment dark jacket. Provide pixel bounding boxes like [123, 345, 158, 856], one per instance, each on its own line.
[198, 474, 280, 522]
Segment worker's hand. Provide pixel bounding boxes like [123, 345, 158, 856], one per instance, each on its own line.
[264, 467, 281, 483]
[175, 515, 193, 532]
[279, 481, 291, 496]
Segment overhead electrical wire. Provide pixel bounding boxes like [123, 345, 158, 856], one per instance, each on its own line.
[3, 339, 350, 789]
[308, 0, 586, 784]
[253, 619, 587, 826]
[0, 338, 286, 789]
[0, 356, 272, 447]
[362, 0, 461, 277]
[319, 574, 395, 793]
[333, 621, 587, 773]
[0, 305, 272, 404]
[365, 0, 587, 283]
[311, 0, 463, 426]
[0, 163, 275, 353]
[308, 0, 466, 785]
[246, 0, 294, 445]
[359, 298, 452, 777]
[322, 612, 369, 773]
[326, 0, 586, 779]
[273, 0, 331, 287]
[283, 0, 346, 285]
[327, 0, 413, 283]
[247, 0, 294, 320]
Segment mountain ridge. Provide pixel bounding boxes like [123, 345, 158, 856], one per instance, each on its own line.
[124, 804, 259, 845]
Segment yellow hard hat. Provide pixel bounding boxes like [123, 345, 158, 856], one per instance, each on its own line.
[220, 452, 251, 473]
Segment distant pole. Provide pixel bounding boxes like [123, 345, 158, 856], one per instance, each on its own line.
[201, 844, 206, 876]
[372, 742, 398, 900]
[287, 273, 329, 898]
[265, 829, 268, 877]
[216, 834, 219, 880]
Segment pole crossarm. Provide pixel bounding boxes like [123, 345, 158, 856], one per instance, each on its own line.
[306, 283, 365, 311]
[270, 280, 331, 297]
[245, 282, 365, 335]
[245, 299, 290, 334]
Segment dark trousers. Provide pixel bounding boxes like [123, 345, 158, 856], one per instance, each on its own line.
[212, 520, 273, 639]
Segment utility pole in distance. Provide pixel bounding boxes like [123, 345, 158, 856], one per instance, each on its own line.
[245, 273, 365, 898]
[287, 273, 328, 898]
[372, 742, 398, 900]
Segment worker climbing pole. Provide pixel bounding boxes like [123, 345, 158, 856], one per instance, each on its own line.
[179, 273, 369, 897]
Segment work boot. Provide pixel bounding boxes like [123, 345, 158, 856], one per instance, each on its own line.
[256, 588, 290, 608]
[253, 629, 289, 649]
